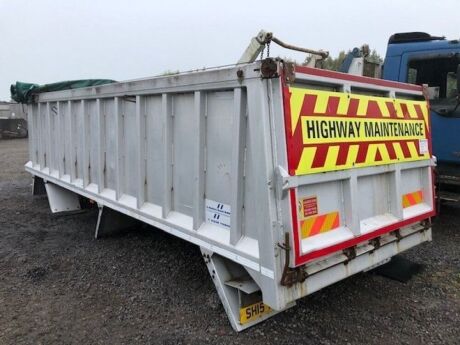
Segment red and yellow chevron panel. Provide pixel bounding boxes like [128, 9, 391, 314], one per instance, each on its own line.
[285, 88, 431, 176]
[300, 211, 340, 238]
[402, 190, 423, 208]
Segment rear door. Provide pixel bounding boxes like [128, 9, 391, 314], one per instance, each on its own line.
[281, 65, 435, 266]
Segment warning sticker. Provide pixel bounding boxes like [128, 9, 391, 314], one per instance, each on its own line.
[299, 196, 318, 219]
[419, 139, 428, 154]
[205, 199, 231, 229]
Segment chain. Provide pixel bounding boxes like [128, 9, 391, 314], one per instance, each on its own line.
[260, 41, 271, 60]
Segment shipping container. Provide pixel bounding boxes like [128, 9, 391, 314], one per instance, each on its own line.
[25, 59, 434, 331]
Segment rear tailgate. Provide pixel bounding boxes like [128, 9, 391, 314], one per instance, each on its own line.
[280, 65, 435, 267]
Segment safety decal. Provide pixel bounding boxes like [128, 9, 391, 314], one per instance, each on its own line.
[284, 88, 431, 176]
[299, 196, 318, 219]
[402, 190, 423, 208]
[300, 211, 340, 238]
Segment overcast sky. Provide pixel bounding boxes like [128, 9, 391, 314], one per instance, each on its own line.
[1, 0, 458, 100]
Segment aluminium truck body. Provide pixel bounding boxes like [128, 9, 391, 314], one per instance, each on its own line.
[25, 59, 434, 331]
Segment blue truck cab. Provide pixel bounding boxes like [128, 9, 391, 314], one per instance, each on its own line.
[383, 32, 460, 184]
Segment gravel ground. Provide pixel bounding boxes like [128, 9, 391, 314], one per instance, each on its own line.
[0, 138, 459, 345]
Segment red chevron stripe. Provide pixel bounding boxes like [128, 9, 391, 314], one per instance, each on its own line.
[374, 147, 383, 161]
[406, 192, 417, 206]
[346, 98, 359, 116]
[385, 142, 397, 160]
[336, 143, 350, 165]
[413, 104, 424, 119]
[400, 103, 411, 118]
[386, 101, 397, 118]
[311, 145, 329, 168]
[309, 215, 327, 236]
[355, 143, 369, 163]
[399, 141, 411, 158]
[283, 89, 306, 175]
[366, 100, 383, 118]
[300, 94, 318, 115]
[325, 96, 340, 115]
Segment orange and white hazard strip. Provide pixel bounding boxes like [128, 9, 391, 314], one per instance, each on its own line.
[300, 211, 340, 238]
[402, 190, 423, 208]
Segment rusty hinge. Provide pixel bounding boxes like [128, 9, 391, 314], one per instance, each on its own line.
[279, 233, 308, 287]
[260, 58, 278, 79]
[369, 237, 381, 250]
[343, 246, 357, 262]
[283, 61, 296, 83]
[393, 229, 402, 241]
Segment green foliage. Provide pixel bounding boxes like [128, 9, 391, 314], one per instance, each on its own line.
[305, 46, 383, 71]
[367, 49, 383, 64]
[321, 51, 348, 71]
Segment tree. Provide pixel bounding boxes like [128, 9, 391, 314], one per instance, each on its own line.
[304, 46, 383, 72]
[321, 50, 348, 71]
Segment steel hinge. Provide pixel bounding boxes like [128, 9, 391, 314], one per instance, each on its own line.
[279, 233, 308, 287]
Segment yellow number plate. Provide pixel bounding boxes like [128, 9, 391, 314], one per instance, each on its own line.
[239, 302, 272, 325]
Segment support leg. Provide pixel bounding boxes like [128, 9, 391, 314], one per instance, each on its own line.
[44, 182, 81, 213]
[94, 205, 140, 239]
[200, 248, 287, 331]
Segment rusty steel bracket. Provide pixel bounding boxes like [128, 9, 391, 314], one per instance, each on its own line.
[343, 246, 357, 262]
[282, 61, 296, 83]
[393, 229, 403, 241]
[260, 58, 278, 79]
[279, 233, 308, 287]
[369, 237, 381, 250]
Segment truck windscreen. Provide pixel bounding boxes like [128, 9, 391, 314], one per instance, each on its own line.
[408, 56, 460, 116]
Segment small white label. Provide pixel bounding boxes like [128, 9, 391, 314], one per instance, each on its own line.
[205, 199, 231, 229]
[419, 139, 428, 154]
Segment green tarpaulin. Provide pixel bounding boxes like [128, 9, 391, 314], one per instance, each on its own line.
[10, 79, 116, 103]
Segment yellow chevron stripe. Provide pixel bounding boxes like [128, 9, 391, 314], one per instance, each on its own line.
[301, 217, 316, 237]
[324, 145, 340, 168]
[394, 101, 406, 118]
[336, 94, 349, 115]
[366, 143, 378, 162]
[356, 97, 368, 116]
[289, 88, 306, 133]
[407, 103, 419, 119]
[321, 212, 338, 233]
[393, 142, 405, 160]
[346, 144, 360, 166]
[377, 99, 390, 117]
[407, 141, 419, 157]
[295, 147, 317, 175]
[313, 92, 329, 114]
